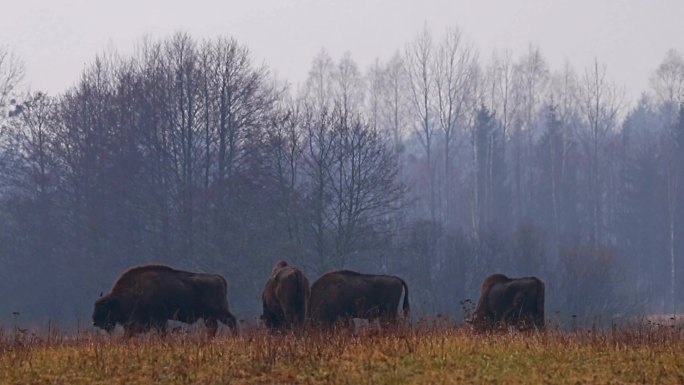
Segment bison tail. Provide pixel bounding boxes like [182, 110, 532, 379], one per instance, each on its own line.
[400, 279, 410, 318]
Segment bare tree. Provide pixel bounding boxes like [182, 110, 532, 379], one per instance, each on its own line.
[666, 145, 679, 315]
[650, 49, 684, 110]
[207, 37, 274, 252]
[335, 52, 365, 123]
[579, 58, 623, 244]
[433, 27, 478, 226]
[664, 104, 684, 315]
[537, 103, 566, 258]
[7, 93, 56, 198]
[300, 106, 405, 272]
[516, 45, 549, 128]
[650, 51, 684, 314]
[550, 61, 582, 127]
[0, 47, 24, 120]
[652, 56, 684, 313]
[366, 58, 384, 132]
[544, 62, 581, 254]
[265, 101, 305, 260]
[485, 50, 516, 143]
[381, 53, 410, 152]
[300, 106, 337, 271]
[404, 25, 437, 223]
[511, 46, 549, 222]
[304, 49, 336, 113]
[0, 48, 25, 184]
[161, 33, 202, 258]
[472, 104, 498, 235]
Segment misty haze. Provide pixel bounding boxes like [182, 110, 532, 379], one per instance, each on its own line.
[0, 0, 683, 330]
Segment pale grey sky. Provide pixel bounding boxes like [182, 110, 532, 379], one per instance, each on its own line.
[1, 0, 682, 103]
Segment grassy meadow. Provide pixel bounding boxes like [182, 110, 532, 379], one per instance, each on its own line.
[0, 322, 682, 385]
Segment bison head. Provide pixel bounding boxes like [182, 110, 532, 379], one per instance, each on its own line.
[467, 313, 496, 332]
[272, 260, 288, 271]
[226, 313, 238, 334]
[92, 295, 121, 332]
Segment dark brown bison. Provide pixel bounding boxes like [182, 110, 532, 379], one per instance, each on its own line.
[261, 261, 310, 330]
[308, 270, 409, 328]
[92, 265, 237, 337]
[471, 273, 545, 331]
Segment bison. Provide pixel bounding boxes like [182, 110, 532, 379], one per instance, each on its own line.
[308, 270, 409, 329]
[471, 273, 545, 331]
[261, 261, 310, 330]
[92, 264, 237, 337]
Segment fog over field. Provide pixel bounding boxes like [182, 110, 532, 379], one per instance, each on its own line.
[1, 1, 684, 329]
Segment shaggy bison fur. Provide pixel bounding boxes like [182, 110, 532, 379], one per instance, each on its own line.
[261, 261, 310, 330]
[92, 265, 237, 337]
[471, 273, 545, 331]
[308, 270, 409, 329]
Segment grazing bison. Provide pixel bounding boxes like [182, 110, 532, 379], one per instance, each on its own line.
[92, 265, 237, 337]
[261, 261, 311, 330]
[471, 273, 545, 331]
[308, 270, 409, 328]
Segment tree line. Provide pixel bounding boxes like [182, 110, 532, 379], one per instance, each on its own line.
[0, 28, 683, 326]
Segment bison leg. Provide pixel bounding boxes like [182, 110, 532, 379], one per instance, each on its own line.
[336, 317, 355, 334]
[261, 306, 283, 330]
[502, 296, 527, 330]
[205, 318, 218, 337]
[220, 312, 238, 335]
[280, 296, 306, 331]
[378, 303, 399, 329]
[151, 318, 168, 337]
[123, 322, 145, 338]
[281, 308, 294, 330]
[378, 314, 396, 330]
[532, 312, 544, 331]
[282, 305, 305, 331]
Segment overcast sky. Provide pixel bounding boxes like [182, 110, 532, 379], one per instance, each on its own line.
[1, 0, 682, 103]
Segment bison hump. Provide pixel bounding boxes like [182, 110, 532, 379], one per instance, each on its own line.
[110, 264, 184, 292]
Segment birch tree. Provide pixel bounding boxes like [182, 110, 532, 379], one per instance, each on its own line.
[433, 27, 477, 225]
[579, 58, 623, 244]
[486, 50, 516, 143]
[650, 49, 684, 110]
[511, 46, 549, 222]
[404, 25, 437, 222]
[304, 49, 336, 113]
[335, 52, 365, 122]
[381, 53, 409, 152]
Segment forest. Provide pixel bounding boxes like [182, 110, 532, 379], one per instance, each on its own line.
[1, 26, 683, 328]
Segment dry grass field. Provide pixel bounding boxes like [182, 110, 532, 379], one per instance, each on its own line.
[0, 322, 682, 385]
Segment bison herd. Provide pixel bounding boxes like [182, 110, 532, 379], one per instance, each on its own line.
[92, 261, 545, 337]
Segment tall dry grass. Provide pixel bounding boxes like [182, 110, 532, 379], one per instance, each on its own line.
[0, 320, 682, 384]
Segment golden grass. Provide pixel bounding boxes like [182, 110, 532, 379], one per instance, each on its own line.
[0, 323, 682, 385]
